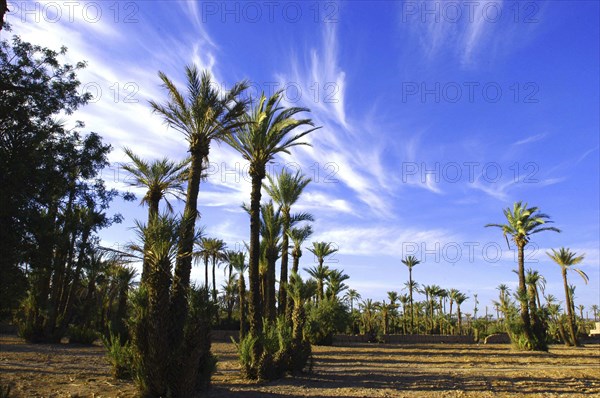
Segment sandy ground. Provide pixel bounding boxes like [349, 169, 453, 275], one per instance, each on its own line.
[1, 334, 599, 397]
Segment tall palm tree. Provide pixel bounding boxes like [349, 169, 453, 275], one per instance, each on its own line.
[264, 169, 312, 316]
[223, 90, 318, 369]
[486, 201, 560, 350]
[592, 304, 599, 322]
[547, 247, 588, 346]
[306, 241, 338, 303]
[121, 149, 188, 283]
[402, 255, 421, 334]
[149, 65, 249, 347]
[344, 289, 361, 312]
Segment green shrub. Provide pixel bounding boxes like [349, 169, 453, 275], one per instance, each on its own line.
[305, 299, 349, 345]
[102, 332, 133, 379]
[69, 326, 98, 345]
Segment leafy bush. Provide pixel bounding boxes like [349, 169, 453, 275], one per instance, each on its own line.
[305, 299, 350, 345]
[69, 326, 98, 345]
[237, 317, 310, 380]
[102, 332, 134, 379]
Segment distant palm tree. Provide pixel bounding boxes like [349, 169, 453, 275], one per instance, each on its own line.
[344, 289, 361, 312]
[402, 255, 421, 333]
[259, 201, 282, 321]
[547, 248, 588, 346]
[223, 90, 318, 370]
[306, 241, 338, 302]
[150, 65, 248, 348]
[592, 305, 599, 322]
[486, 201, 560, 350]
[288, 225, 313, 275]
[229, 251, 248, 338]
[121, 149, 188, 283]
[264, 169, 312, 316]
[448, 288, 459, 320]
[454, 292, 468, 335]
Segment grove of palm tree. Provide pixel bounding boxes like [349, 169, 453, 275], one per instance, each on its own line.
[2, 17, 598, 398]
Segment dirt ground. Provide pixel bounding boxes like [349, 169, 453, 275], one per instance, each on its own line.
[1, 334, 599, 397]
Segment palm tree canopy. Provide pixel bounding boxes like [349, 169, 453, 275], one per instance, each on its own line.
[149, 66, 249, 152]
[402, 255, 421, 269]
[486, 201, 561, 248]
[121, 147, 189, 212]
[223, 90, 320, 177]
[547, 247, 588, 284]
[264, 169, 311, 212]
[307, 241, 338, 261]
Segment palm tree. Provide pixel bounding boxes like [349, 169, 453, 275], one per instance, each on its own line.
[360, 299, 377, 336]
[121, 148, 188, 217]
[326, 269, 350, 300]
[259, 201, 282, 321]
[264, 169, 312, 316]
[454, 292, 468, 336]
[398, 294, 410, 334]
[208, 238, 226, 303]
[306, 241, 338, 302]
[402, 255, 421, 334]
[376, 301, 397, 335]
[223, 90, 318, 370]
[547, 247, 588, 346]
[344, 289, 361, 312]
[149, 65, 249, 348]
[229, 251, 248, 338]
[592, 305, 599, 322]
[486, 201, 560, 350]
[121, 149, 188, 283]
[194, 237, 211, 289]
[288, 225, 313, 276]
[304, 263, 330, 303]
[285, 225, 313, 320]
[525, 268, 546, 313]
[448, 289, 459, 321]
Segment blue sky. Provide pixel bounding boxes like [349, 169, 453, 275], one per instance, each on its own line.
[6, 0, 599, 315]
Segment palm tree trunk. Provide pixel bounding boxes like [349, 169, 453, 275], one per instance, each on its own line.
[517, 242, 534, 345]
[409, 269, 414, 334]
[212, 256, 217, 302]
[278, 213, 290, 316]
[141, 201, 160, 285]
[170, 148, 204, 350]
[204, 256, 209, 290]
[239, 276, 246, 339]
[248, 171, 264, 338]
[563, 269, 578, 346]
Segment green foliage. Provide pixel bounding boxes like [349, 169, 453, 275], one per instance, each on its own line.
[305, 299, 350, 345]
[238, 317, 311, 380]
[102, 332, 134, 380]
[69, 326, 98, 345]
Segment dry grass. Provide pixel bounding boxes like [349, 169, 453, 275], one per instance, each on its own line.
[1, 334, 598, 397]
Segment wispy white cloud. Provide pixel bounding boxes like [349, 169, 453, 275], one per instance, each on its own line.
[513, 133, 547, 146]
